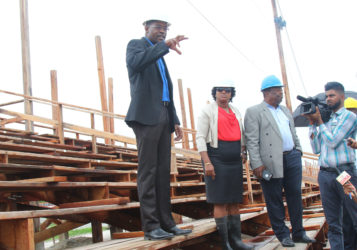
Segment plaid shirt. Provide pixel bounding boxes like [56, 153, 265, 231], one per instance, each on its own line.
[309, 107, 357, 168]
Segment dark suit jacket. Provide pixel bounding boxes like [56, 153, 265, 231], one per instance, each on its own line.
[125, 37, 180, 133]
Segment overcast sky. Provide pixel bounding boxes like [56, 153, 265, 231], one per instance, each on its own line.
[0, 0, 356, 150]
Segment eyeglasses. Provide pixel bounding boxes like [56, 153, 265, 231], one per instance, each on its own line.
[216, 87, 232, 93]
[150, 25, 169, 31]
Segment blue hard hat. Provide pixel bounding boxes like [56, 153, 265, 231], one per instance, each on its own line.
[261, 75, 284, 91]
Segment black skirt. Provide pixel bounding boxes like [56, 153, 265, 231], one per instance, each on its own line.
[204, 140, 243, 204]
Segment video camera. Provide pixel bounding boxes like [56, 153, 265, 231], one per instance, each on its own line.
[296, 95, 332, 123]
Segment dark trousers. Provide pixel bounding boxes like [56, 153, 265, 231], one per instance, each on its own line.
[132, 106, 175, 232]
[320, 168, 357, 250]
[260, 149, 304, 241]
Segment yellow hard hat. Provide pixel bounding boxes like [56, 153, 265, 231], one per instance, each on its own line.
[344, 97, 357, 109]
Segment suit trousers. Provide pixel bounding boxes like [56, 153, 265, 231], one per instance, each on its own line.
[132, 105, 176, 232]
[260, 149, 304, 241]
[319, 168, 357, 250]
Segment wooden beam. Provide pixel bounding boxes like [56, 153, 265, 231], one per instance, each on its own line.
[20, 0, 34, 132]
[0, 116, 24, 126]
[0, 89, 126, 120]
[90, 113, 98, 153]
[0, 218, 34, 250]
[108, 77, 114, 145]
[271, 0, 292, 112]
[34, 221, 84, 243]
[91, 220, 103, 243]
[56, 104, 64, 144]
[170, 134, 178, 174]
[50, 70, 59, 136]
[58, 197, 130, 209]
[187, 88, 197, 150]
[0, 108, 136, 145]
[178, 79, 189, 149]
[18, 176, 67, 183]
[0, 197, 205, 220]
[0, 99, 24, 107]
[245, 161, 253, 203]
[95, 36, 110, 144]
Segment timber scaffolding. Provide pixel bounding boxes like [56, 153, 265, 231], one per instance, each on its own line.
[0, 88, 327, 250]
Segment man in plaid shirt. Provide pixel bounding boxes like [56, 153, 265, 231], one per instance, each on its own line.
[305, 82, 357, 249]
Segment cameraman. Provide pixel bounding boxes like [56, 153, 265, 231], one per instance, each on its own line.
[305, 82, 357, 249]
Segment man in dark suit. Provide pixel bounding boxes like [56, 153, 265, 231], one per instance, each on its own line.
[125, 17, 191, 240]
[244, 75, 315, 247]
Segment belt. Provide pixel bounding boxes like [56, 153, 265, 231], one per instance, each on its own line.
[320, 166, 338, 173]
[283, 148, 295, 155]
[162, 101, 169, 107]
[320, 163, 355, 173]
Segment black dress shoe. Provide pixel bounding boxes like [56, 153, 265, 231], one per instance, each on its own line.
[167, 226, 192, 236]
[281, 237, 295, 247]
[293, 234, 316, 243]
[144, 228, 174, 240]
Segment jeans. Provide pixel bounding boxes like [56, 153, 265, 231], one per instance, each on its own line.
[260, 149, 304, 241]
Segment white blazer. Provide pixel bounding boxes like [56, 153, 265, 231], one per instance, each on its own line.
[196, 102, 245, 152]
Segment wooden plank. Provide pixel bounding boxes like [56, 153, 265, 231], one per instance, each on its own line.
[51, 70, 59, 137]
[0, 116, 24, 126]
[92, 220, 103, 243]
[18, 176, 67, 183]
[0, 108, 56, 126]
[34, 221, 84, 243]
[0, 99, 24, 108]
[91, 113, 98, 153]
[0, 150, 137, 168]
[187, 88, 197, 150]
[112, 225, 193, 239]
[58, 197, 130, 209]
[0, 197, 205, 220]
[20, 0, 34, 132]
[171, 147, 200, 160]
[56, 104, 64, 144]
[95, 36, 110, 145]
[0, 181, 137, 191]
[0, 89, 126, 121]
[108, 77, 114, 145]
[178, 79, 189, 149]
[0, 218, 35, 250]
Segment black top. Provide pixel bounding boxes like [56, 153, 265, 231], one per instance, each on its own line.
[125, 37, 180, 133]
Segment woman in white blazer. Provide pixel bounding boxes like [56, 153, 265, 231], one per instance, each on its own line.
[197, 80, 252, 250]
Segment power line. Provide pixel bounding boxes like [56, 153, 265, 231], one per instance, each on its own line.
[185, 0, 265, 73]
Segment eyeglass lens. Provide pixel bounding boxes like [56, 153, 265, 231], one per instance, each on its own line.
[216, 87, 232, 93]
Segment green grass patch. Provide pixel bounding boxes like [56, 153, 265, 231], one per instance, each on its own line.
[45, 224, 109, 242]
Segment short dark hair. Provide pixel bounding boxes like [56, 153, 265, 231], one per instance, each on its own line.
[325, 81, 345, 94]
[211, 87, 236, 102]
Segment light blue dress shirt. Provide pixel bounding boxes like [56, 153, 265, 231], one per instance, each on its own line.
[266, 103, 295, 151]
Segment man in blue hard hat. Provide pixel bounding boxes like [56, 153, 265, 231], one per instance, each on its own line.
[244, 75, 316, 247]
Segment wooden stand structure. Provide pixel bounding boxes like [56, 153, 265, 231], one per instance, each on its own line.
[0, 88, 327, 249]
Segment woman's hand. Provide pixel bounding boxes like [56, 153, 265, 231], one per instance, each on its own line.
[205, 163, 216, 180]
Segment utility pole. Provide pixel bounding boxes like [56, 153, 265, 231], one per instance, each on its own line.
[271, 0, 292, 112]
[20, 0, 34, 131]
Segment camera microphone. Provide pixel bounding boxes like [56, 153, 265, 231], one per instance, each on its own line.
[297, 95, 309, 102]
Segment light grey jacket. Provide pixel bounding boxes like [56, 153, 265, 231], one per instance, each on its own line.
[244, 102, 302, 178]
[197, 102, 245, 152]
